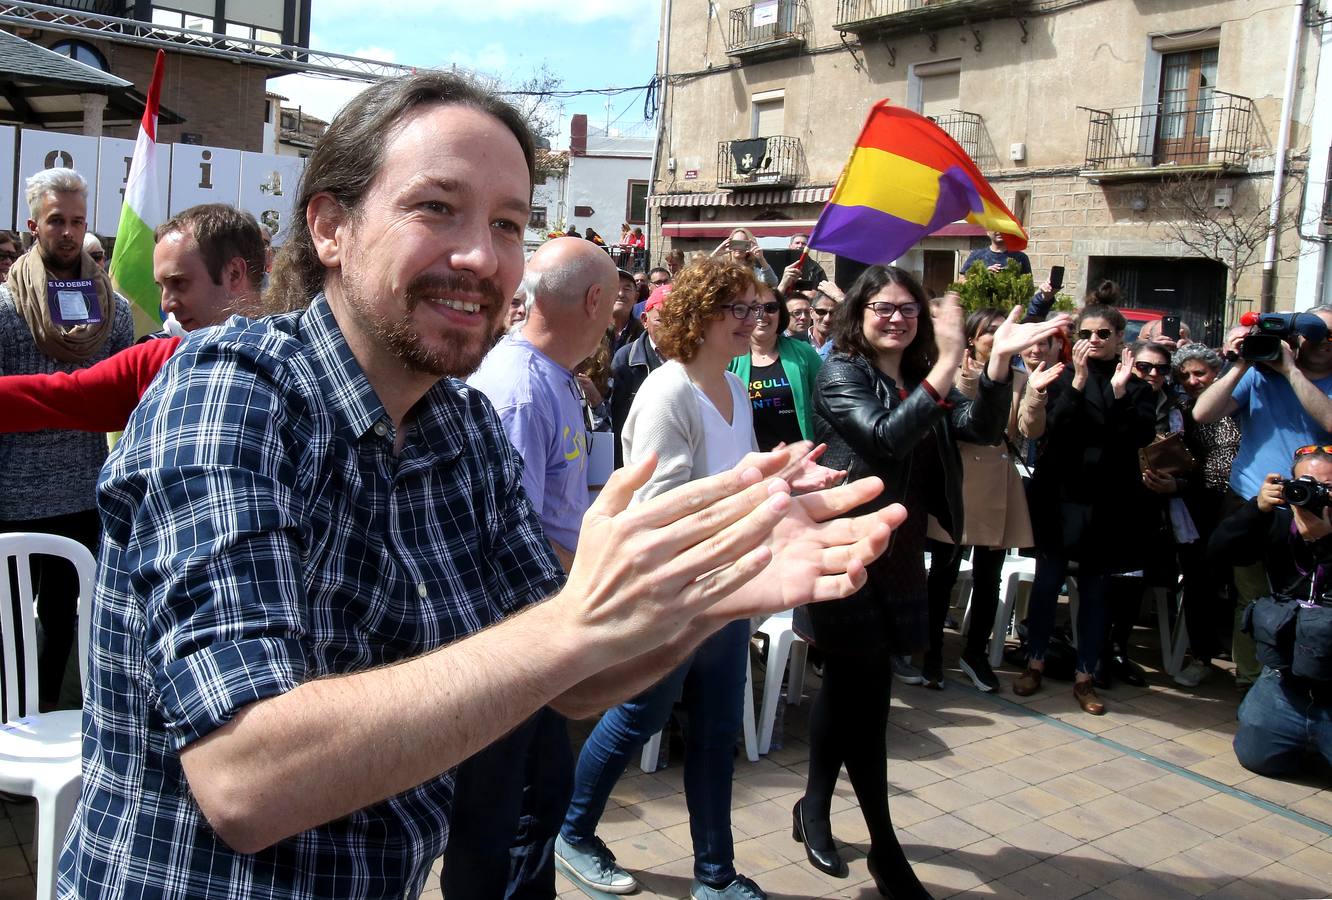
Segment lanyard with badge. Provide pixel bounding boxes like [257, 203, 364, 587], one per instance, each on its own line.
[47, 279, 101, 328]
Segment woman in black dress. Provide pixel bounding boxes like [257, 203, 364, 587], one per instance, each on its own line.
[792, 266, 1066, 897]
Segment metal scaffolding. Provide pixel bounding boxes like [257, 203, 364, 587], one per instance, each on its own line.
[0, 1, 416, 81]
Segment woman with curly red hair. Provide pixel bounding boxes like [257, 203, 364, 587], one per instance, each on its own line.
[556, 257, 840, 900]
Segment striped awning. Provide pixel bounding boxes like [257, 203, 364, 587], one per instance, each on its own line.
[650, 185, 834, 208]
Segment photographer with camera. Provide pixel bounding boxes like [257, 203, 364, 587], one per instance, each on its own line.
[1209, 445, 1332, 776]
[1193, 307, 1332, 688]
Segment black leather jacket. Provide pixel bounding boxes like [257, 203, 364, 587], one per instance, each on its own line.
[813, 353, 1011, 543]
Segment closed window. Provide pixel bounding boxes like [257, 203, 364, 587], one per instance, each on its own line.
[530, 206, 548, 231]
[626, 181, 649, 225]
[912, 58, 961, 120]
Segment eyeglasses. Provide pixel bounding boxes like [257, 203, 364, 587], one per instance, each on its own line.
[1078, 328, 1115, 340]
[812, 307, 834, 317]
[789, 308, 812, 318]
[0, 251, 18, 262]
[89, 252, 105, 262]
[724, 302, 777, 320]
[1132, 361, 1170, 375]
[865, 301, 922, 320]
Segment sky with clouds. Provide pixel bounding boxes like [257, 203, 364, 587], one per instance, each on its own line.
[270, 0, 663, 144]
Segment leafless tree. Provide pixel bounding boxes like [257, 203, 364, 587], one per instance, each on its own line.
[1150, 171, 1307, 307]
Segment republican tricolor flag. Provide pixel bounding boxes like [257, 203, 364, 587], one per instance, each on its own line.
[809, 101, 1026, 266]
[110, 49, 166, 335]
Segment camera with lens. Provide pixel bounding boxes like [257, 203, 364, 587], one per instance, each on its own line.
[1239, 312, 1329, 362]
[1281, 475, 1332, 515]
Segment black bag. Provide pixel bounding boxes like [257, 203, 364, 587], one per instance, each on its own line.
[1292, 603, 1332, 682]
[1243, 597, 1298, 671]
[1244, 596, 1332, 682]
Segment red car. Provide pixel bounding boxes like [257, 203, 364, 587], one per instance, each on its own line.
[1121, 308, 1166, 343]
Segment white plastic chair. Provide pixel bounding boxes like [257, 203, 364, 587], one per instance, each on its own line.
[755, 611, 806, 756]
[0, 533, 96, 900]
[960, 551, 1038, 667]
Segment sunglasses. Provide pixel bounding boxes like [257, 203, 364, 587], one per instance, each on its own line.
[1294, 445, 1332, 457]
[725, 301, 780, 320]
[1078, 328, 1115, 340]
[812, 307, 834, 317]
[865, 301, 922, 320]
[1132, 361, 1170, 375]
[0, 251, 18, 262]
[89, 252, 105, 262]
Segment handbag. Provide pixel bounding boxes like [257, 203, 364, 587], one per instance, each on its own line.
[1139, 431, 1195, 477]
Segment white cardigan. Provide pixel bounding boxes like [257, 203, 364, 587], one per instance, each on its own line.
[620, 360, 759, 504]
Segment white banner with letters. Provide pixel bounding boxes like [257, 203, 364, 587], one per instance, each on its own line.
[168, 143, 241, 217]
[238, 152, 306, 247]
[95, 136, 170, 237]
[17, 130, 101, 226]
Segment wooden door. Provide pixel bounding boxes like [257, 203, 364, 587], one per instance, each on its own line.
[1156, 48, 1218, 165]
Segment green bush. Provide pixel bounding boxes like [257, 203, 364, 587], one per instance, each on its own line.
[947, 260, 1074, 316]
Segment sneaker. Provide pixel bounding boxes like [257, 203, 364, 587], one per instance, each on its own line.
[959, 651, 1001, 693]
[891, 655, 924, 686]
[554, 834, 638, 894]
[691, 874, 768, 899]
[1173, 659, 1211, 688]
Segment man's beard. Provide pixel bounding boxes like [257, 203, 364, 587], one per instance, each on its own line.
[343, 271, 506, 378]
[40, 240, 81, 276]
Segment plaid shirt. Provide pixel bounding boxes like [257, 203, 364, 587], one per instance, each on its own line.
[58, 296, 564, 899]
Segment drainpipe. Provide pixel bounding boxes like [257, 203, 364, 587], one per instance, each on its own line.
[646, 0, 672, 264]
[1260, 0, 1307, 311]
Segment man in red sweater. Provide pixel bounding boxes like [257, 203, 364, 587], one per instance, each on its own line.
[1, 204, 266, 432]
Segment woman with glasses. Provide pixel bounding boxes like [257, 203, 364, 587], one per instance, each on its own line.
[0, 231, 19, 282]
[729, 284, 824, 452]
[556, 258, 837, 900]
[1096, 341, 1181, 690]
[1015, 305, 1158, 714]
[791, 266, 1064, 895]
[922, 308, 1067, 692]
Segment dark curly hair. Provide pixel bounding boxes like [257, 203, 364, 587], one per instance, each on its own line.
[655, 257, 758, 363]
[828, 265, 935, 384]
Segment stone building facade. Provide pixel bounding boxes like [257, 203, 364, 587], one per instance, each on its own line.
[648, 0, 1326, 338]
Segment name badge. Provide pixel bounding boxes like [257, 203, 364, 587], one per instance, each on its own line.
[46, 280, 101, 326]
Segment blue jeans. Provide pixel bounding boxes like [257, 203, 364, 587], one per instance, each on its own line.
[560, 618, 750, 885]
[1024, 556, 1110, 676]
[1234, 668, 1332, 777]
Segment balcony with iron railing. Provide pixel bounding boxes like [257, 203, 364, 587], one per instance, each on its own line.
[36, 0, 133, 13]
[717, 136, 805, 189]
[929, 110, 986, 164]
[834, 0, 1032, 35]
[1080, 91, 1255, 181]
[726, 1, 810, 60]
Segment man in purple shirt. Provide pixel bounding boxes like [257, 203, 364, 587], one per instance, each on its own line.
[446, 236, 619, 898]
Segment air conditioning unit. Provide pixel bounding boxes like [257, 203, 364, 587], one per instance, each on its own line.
[1214, 186, 1234, 209]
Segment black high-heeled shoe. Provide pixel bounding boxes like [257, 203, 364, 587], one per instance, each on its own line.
[867, 852, 934, 899]
[791, 799, 847, 877]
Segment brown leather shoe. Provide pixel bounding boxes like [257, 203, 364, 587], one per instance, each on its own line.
[1074, 680, 1106, 715]
[1012, 666, 1043, 697]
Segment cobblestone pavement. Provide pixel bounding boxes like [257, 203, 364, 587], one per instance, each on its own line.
[6, 625, 1331, 899]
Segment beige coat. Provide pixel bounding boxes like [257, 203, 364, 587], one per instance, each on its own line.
[928, 367, 1034, 549]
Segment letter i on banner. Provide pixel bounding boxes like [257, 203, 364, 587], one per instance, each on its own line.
[110, 49, 168, 336]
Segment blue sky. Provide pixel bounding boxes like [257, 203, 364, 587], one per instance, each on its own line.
[270, 0, 663, 144]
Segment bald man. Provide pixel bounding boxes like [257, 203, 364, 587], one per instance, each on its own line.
[443, 236, 618, 899]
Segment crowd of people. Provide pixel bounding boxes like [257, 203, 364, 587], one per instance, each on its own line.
[1, 70, 1330, 900]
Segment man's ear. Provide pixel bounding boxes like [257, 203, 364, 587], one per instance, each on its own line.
[26, 217, 37, 237]
[222, 256, 249, 295]
[308, 193, 348, 268]
[584, 282, 602, 319]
